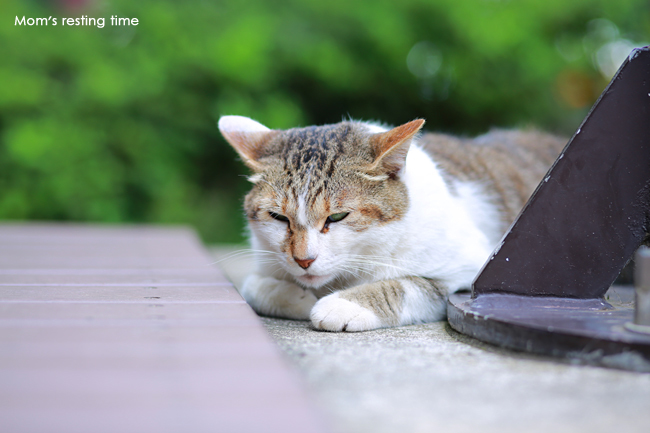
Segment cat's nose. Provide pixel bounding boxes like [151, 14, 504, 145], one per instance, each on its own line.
[294, 256, 316, 269]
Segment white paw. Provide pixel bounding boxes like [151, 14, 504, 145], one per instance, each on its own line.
[310, 293, 382, 332]
[241, 275, 317, 320]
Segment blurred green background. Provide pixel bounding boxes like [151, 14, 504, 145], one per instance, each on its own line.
[1, 0, 649, 243]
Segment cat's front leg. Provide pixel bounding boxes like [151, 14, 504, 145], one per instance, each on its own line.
[240, 274, 318, 320]
[310, 277, 448, 332]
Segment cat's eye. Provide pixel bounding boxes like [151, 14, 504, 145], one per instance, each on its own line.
[269, 212, 289, 222]
[327, 212, 349, 223]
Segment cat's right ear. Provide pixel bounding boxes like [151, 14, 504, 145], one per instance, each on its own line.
[218, 116, 277, 172]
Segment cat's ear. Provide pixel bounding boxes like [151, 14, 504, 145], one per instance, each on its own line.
[369, 119, 425, 176]
[218, 116, 277, 171]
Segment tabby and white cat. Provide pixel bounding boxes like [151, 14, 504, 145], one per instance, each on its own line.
[219, 115, 564, 332]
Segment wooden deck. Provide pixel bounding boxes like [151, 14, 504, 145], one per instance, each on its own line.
[0, 223, 325, 433]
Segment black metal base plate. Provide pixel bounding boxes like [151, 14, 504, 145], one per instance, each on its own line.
[447, 287, 650, 372]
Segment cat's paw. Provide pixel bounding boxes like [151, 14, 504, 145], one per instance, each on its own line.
[310, 293, 382, 332]
[241, 274, 317, 320]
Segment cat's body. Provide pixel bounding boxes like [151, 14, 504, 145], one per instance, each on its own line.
[219, 116, 565, 332]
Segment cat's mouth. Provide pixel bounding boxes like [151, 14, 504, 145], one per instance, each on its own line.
[296, 273, 330, 287]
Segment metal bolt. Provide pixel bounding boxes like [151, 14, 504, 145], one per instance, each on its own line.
[625, 246, 650, 334]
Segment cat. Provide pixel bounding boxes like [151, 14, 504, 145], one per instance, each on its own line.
[218, 115, 565, 332]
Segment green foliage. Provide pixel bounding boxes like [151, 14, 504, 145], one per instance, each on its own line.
[1, 0, 649, 242]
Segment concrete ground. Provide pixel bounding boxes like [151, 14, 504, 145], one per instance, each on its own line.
[211, 246, 650, 433]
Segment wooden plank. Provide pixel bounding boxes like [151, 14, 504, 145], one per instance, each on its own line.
[0, 223, 326, 433]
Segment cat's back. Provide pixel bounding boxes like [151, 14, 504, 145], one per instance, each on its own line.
[418, 129, 566, 225]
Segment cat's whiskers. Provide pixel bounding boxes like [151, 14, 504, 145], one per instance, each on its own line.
[345, 257, 414, 274]
[345, 252, 430, 271]
[361, 255, 414, 265]
[253, 259, 281, 267]
[325, 273, 350, 293]
[335, 264, 373, 284]
[267, 265, 287, 280]
[338, 263, 372, 277]
[349, 253, 424, 266]
[319, 281, 337, 294]
[209, 248, 279, 264]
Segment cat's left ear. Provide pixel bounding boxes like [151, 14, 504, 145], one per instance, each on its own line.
[218, 115, 278, 171]
[369, 119, 425, 177]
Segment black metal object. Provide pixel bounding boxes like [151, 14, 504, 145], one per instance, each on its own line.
[448, 46, 650, 372]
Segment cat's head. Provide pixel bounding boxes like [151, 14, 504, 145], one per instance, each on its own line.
[219, 115, 424, 288]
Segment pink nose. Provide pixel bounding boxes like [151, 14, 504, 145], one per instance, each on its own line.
[294, 257, 316, 269]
